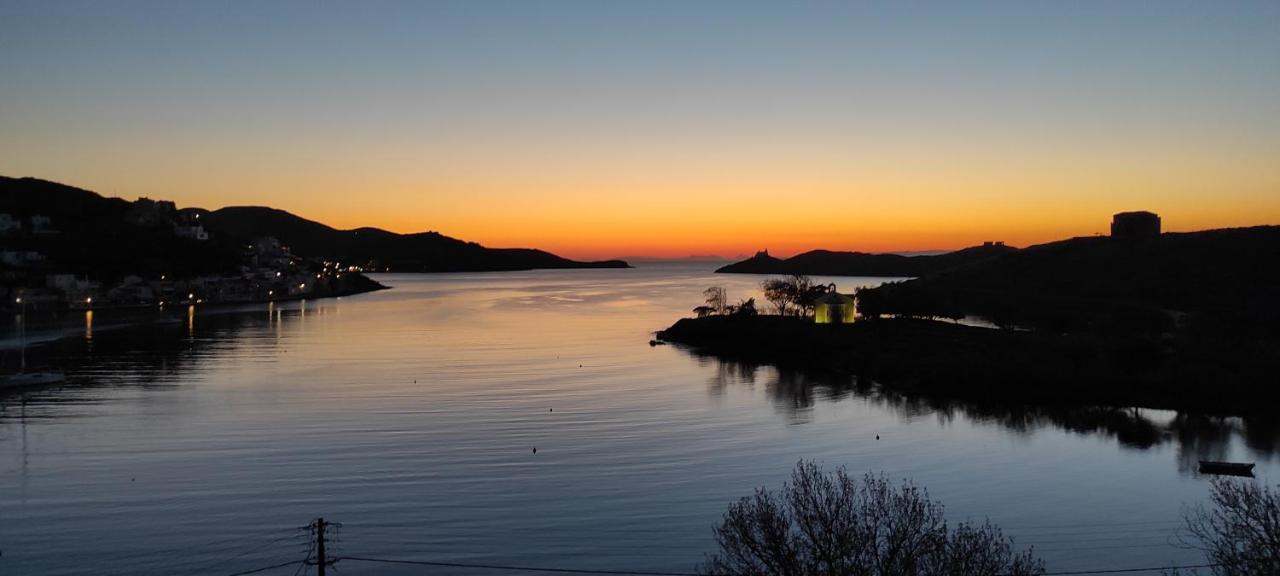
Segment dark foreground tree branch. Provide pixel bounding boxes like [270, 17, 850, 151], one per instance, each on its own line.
[702, 461, 1043, 576]
[1179, 478, 1280, 575]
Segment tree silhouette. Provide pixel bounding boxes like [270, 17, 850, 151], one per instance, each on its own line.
[761, 275, 826, 317]
[702, 461, 1044, 576]
[705, 286, 728, 315]
[762, 278, 793, 316]
[1178, 478, 1280, 575]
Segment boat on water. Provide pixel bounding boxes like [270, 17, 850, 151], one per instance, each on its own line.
[1198, 460, 1256, 477]
[3, 297, 67, 390]
[1, 370, 66, 390]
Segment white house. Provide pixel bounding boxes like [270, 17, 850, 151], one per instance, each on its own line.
[30, 215, 56, 234]
[1, 251, 46, 267]
[174, 224, 209, 240]
[0, 213, 21, 235]
[814, 287, 856, 324]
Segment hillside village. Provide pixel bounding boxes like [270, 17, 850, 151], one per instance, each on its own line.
[1, 194, 381, 313]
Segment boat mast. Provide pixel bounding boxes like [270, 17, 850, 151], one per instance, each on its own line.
[16, 297, 25, 372]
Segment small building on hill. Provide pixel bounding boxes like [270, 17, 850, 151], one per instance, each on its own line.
[1111, 211, 1161, 239]
[0, 213, 21, 235]
[814, 286, 856, 324]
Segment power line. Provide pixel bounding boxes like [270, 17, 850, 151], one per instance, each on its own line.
[1009, 526, 1183, 537]
[1033, 542, 1187, 552]
[215, 516, 1223, 576]
[336, 556, 702, 575]
[1000, 519, 1183, 531]
[333, 556, 1224, 576]
[292, 530, 317, 576]
[188, 531, 310, 576]
[1020, 534, 1178, 545]
[226, 559, 305, 576]
[1039, 564, 1222, 575]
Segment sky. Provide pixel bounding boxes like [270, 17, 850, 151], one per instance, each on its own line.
[2, 1, 1279, 260]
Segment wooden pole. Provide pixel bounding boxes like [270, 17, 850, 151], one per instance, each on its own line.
[315, 517, 327, 576]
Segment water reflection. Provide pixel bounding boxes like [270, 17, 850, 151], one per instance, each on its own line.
[693, 351, 1279, 473]
[0, 269, 1274, 575]
[9, 298, 1278, 478]
[0, 301, 315, 403]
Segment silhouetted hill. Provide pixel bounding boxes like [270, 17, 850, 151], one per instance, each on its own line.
[198, 206, 629, 272]
[0, 176, 629, 275]
[0, 177, 131, 220]
[858, 226, 1280, 332]
[666, 225, 1280, 415]
[716, 244, 1016, 276]
[1, 176, 242, 279]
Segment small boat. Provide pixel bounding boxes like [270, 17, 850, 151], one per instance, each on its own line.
[1198, 460, 1256, 477]
[1, 370, 66, 390]
[3, 300, 67, 390]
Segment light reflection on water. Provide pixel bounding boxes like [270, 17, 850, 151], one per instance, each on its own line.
[0, 264, 1275, 575]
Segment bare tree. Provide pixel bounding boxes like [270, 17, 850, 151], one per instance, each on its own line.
[761, 276, 827, 317]
[701, 461, 1043, 576]
[792, 276, 829, 317]
[1179, 478, 1280, 575]
[705, 287, 728, 315]
[762, 278, 794, 316]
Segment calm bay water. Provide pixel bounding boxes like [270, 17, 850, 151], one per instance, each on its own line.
[1, 264, 1276, 575]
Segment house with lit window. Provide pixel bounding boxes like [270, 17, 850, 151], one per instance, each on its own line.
[814, 286, 856, 324]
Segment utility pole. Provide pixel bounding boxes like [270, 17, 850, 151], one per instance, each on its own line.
[315, 517, 326, 576]
[310, 517, 335, 576]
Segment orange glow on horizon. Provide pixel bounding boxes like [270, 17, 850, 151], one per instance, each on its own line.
[20, 128, 1280, 262]
[227, 195, 1280, 261]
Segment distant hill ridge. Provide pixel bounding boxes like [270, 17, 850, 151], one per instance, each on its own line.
[716, 243, 1016, 277]
[858, 225, 1280, 329]
[0, 176, 629, 273]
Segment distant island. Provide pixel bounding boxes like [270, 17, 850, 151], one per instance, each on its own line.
[715, 243, 1015, 277]
[661, 215, 1280, 415]
[0, 176, 628, 313]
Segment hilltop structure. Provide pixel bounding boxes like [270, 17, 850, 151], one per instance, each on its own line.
[1111, 211, 1161, 239]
